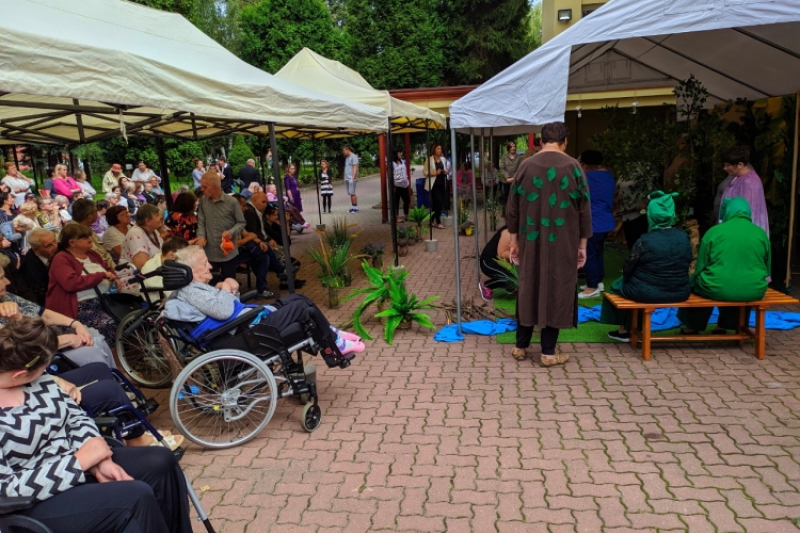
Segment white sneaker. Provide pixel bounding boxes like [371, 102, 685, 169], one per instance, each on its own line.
[578, 288, 602, 299]
[580, 282, 604, 291]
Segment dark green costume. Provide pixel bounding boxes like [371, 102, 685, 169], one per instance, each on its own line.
[677, 197, 771, 331]
[600, 191, 692, 328]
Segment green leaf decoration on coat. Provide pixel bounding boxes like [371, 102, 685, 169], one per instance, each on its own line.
[549, 193, 557, 207]
[583, 191, 591, 201]
[573, 167, 582, 179]
[548, 233, 558, 242]
[559, 200, 571, 209]
[521, 225, 527, 234]
[516, 185, 526, 196]
[527, 231, 540, 241]
[532, 176, 543, 189]
[547, 167, 557, 182]
[555, 218, 565, 227]
[541, 217, 551, 227]
[527, 191, 539, 202]
[569, 190, 582, 200]
[560, 175, 569, 191]
[526, 215, 535, 226]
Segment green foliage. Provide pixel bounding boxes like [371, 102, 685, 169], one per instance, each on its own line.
[491, 257, 519, 299]
[318, 217, 360, 250]
[396, 225, 415, 245]
[308, 237, 362, 287]
[239, 0, 342, 74]
[342, 0, 445, 89]
[443, 0, 533, 85]
[373, 273, 438, 344]
[406, 206, 430, 227]
[228, 135, 256, 174]
[342, 261, 409, 339]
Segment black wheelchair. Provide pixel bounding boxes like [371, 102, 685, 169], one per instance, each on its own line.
[153, 260, 354, 450]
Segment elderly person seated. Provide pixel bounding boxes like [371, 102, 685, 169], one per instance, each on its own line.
[120, 204, 164, 271]
[70, 199, 116, 268]
[162, 246, 364, 365]
[677, 197, 771, 334]
[600, 191, 693, 341]
[0, 318, 192, 532]
[141, 236, 190, 301]
[102, 205, 131, 262]
[20, 228, 57, 306]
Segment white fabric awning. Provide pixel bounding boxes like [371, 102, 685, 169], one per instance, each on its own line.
[276, 48, 446, 132]
[0, 0, 388, 145]
[450, 0, 800, 133]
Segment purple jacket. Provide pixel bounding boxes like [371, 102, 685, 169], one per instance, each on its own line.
[721, 170, 769, 236]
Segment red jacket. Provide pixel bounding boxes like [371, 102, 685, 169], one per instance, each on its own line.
[46, 250, 111, 318]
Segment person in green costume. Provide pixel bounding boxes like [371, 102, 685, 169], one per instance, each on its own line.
[678, 196, 771, 333]
[601, 191, 693, 341]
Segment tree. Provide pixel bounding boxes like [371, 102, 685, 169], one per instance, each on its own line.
[228, 135, 256, 173]
[238, 0, 342, 74]
[342, 0, 445, 90]
[444, 0, 533, 85]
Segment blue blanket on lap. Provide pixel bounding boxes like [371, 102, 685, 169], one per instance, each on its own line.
[434, 308, 800, 343]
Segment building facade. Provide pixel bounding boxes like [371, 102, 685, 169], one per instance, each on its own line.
[542, 0, 609, 43]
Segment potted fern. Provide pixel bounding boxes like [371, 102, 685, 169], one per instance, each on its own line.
[374, 274, 438, 344]
[361, 242, 385, 269]
[342, 261, 409, 339]
[308, 237, 362, 308]
[396, 225, 414, 257]
[406, 206, 430, 243]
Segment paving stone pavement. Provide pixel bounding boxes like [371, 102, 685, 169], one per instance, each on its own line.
[148, 172, 800, 532]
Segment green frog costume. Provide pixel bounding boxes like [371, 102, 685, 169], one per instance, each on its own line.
[677, 196, 771, 332]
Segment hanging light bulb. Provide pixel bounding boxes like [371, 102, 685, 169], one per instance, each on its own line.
[576, 105, 582, 119]
[631, 101, 639, 115]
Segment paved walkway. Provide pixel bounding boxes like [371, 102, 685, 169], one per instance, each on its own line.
[149, 173, 800, 532]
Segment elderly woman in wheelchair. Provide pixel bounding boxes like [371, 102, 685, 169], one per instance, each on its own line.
[0, 318, 192, 533]
[155, 246, 364, 448]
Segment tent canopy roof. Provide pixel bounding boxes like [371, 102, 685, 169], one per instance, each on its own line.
[0, 0, 388, 145]
[276, 48, 447, 131]
[450, 0, 800, 134]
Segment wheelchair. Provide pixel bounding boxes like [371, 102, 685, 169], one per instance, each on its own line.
[153, 260, 354, 450]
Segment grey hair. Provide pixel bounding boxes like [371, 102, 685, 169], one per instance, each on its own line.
[27, 228, 54, 247]
[105, 192, 119, 201]
[174, 245, 207, 268]
[125, 183, 136, 193]
[53, 195, 69, 207]
[14, 217, 35, 232]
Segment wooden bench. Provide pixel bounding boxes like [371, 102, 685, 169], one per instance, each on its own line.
[604, 289, 799, 361]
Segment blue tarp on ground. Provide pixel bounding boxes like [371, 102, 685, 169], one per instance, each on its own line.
[434, 309, 800, 343]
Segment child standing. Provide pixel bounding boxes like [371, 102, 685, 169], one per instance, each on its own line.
[320, 159, 334, 213]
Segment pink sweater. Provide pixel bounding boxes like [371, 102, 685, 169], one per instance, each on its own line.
[53, 177, 80, 198]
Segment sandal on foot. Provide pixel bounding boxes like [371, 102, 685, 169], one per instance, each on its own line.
[435, 224, 445, 229]
[540, 353, 569, 367]
[149, 434, 184, 451]
[511, 348, 527, 361]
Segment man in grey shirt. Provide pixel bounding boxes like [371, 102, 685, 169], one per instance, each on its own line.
[196, 172, 247, 283]
[343, 145, 359, 213]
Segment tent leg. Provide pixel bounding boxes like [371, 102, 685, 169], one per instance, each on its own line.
[313, 139, 321, 226]
[155, 137, 172, 210]
[451, 127, 462, 334]
[481, 128, 487, 247]
[470, 131, 480, 294]
[379, 134, 388, 223]
[489, 129, 494, 233]
[387, 122, 399, 267]
[787, 91, 800, 289]
[268, 125, 294, 293]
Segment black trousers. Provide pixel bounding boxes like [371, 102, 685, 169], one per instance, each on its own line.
[394, 186, 411, 217]
[430, 178, 447, 225]
[322, 194, 332, 212]
[480, 257, 507, 290]
[20, 446, 192, 533]
[59, 363, 144, 440]
[515, 325, 560, 355]
[267, 293, 333, 341]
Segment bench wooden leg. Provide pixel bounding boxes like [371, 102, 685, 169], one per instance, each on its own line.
[641, 308, 652, 361]
[737, 306, 746, 348]
[755, 307, 766, 360]
[629, 309, 639, 350]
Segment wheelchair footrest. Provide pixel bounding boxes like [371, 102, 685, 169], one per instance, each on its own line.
[139, 398, 160, 417]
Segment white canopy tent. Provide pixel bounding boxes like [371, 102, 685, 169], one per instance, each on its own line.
[276, 48, 447, 131]
[0, 0, 387, 145]
[450, 0, 800, 134]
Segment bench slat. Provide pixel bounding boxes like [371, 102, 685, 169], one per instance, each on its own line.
[605, 289, 798, 309]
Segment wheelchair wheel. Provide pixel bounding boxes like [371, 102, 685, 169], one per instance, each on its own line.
[116, 310, 172, 389]
[301, 402, 322, 432]
[169, 350, 278, 449]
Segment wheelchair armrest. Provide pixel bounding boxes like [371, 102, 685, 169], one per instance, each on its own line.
[240, 290, 258, 303]
[93, 416, 120, 433]
[198, 308, 262, 343]
[0, 496, 37, 514]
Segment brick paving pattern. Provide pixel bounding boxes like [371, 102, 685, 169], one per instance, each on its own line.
[149, 172, 800, 532]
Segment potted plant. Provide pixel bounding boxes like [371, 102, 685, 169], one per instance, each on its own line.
[318, 216, 360, 250]
[490, 257, 519, 299]
[458, 201, 472, 235]
[485, 190, 502, 232]
[361, 242, 386, 269]
[374, 274, 438, 344]
[406, 206, 430, 243]
[342, 261, 410, 339]
[396, 225, 413, 256]
[308, 237, 361, 308]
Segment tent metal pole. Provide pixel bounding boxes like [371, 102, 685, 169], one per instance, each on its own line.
[451, 127, 462, 333]
[387, 120, 399, 267]
[426, 121, 433, 237]
[470, 130, 480, 293]
[481, 128, 488, 247]
[312, 138, 322, 226]
[268, 125, 294, 293]
[786, 91, 800, 288]
[489, 128, 494, 233]
[155, 137, 172, 210]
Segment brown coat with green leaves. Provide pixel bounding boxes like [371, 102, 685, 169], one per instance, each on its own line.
[506, 151, 593, 329]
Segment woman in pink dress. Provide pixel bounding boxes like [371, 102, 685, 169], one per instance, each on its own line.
[52, 164, 81, 199]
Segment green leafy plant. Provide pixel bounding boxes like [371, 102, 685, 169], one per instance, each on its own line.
[317, 217, 360, 250]
[491, 257, 519, 299]
[308, 237, 362, 288]
[373, 274, 438, 344]
[342, 261, 410, 340]
[396, 225, 415, 246]
[407, 206, 430, 241]
[485, 189, 503, 232]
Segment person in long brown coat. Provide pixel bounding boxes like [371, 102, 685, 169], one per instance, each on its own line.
[507, 122, 593, 367]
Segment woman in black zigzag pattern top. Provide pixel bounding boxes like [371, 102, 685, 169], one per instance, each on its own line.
[0, 318, 191, 533]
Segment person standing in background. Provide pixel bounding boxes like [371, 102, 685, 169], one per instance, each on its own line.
[343, 146, 359, 213]
[320, 160, 334, 214]
[578, 150, 616, 299]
